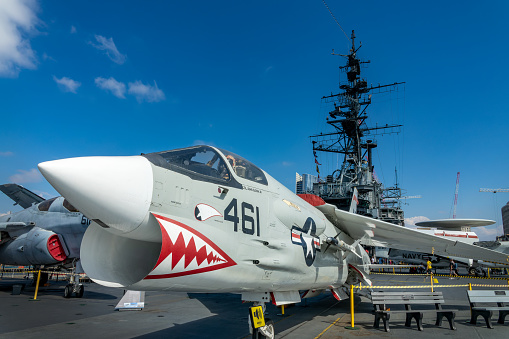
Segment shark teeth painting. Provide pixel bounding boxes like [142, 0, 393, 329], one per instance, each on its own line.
[146, 213, 236, 279]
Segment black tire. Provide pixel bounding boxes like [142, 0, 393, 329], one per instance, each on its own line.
[76, 284, 84, 298]
[64, 284, 72, 298]
[252, 319, 275, 339]
[469, 267, 476, 275]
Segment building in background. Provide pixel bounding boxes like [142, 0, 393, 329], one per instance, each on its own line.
[503, 201, 509, 236]
[295, 173, 318, 194]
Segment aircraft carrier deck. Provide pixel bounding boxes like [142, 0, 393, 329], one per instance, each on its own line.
[1, 271, 508, 338]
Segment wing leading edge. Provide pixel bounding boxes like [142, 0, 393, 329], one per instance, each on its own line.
[316, 203, 509, 265]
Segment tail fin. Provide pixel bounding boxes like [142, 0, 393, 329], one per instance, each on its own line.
[0, 184, 45, 209]
[349, 187, 359, 214]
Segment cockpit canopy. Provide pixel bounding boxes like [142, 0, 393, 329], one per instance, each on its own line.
[218, 148, 267, 185]
[145, 146, 268, 185]
[38, 196, 80, 213]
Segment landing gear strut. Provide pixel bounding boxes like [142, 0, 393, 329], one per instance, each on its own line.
[250, 302, 275, 339]
[252, 319, 274, 339]
[63, 262, 84, 298]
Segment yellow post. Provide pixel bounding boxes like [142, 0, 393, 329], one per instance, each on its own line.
[281, 304, 285, 315]
[350, 284, 355, 328]
[393, 267, 395, 274]
[487, 268, 490, 279]
[430, 272, 434, 292]
[33, 269, 41, 300]
[468, 283, 473, 317]
[507, 280, 509, 290]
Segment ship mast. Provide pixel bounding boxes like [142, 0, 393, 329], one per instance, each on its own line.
[310, 30, 405, 225]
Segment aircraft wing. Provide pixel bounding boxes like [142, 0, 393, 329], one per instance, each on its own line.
[0, 183, 45, 209]
[316, 203, 509, 265]
[0, 222, 29, 230]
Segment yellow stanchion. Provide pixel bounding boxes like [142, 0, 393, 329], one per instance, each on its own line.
[431, 272, 434, 292]
[488, 268, 490, 279]
[345, 284, 359, 330]
[468, 283, 473, 317]
[393, 267, 395, 274]
[281, 305, 285, 315]
[31, 269, 41, 301]
[350, 284, 354, 327]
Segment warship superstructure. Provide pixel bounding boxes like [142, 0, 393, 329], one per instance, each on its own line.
[309, 31, 406, 225]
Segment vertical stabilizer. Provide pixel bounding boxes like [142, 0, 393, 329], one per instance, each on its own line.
[349, 187, 359, 214]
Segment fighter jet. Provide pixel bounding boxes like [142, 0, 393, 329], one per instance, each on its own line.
[0, 184, 89, 297]
[38, 145, 509, 337]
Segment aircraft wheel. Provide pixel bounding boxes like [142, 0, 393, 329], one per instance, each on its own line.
[76, 284, 84, 298]
[469, 267, 476, 275]
[253, 319, 274, 339]
[64, 284, 73, 298]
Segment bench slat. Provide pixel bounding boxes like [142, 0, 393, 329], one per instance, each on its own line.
[373, 299, 444, 305]
[375, 309, 458, 313]
[472, 307, 509, 311]
[372, 292, 444, 296]
[467, 290, 509, 296]
[371, 295, 444, 300]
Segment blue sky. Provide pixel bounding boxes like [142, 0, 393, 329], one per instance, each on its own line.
[1, 1, 508, 240]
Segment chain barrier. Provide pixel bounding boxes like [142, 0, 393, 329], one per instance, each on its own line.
[0, 268, 87, 277]
[370, 271, 509, 281]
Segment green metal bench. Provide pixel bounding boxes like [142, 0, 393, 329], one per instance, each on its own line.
[371, 291, 457, 332]
[467, 290, 509, 328]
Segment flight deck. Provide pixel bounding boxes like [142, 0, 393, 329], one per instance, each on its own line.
[1, 271, 508, 338]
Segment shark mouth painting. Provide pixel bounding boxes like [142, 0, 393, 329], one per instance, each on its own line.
[145, 213, 236, 280]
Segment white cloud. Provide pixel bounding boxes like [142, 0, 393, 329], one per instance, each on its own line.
[9, 168, 42, 183]
[404, 216, 430, 227]
[282, 161, 293, 167]
[95, 76, 126, 98]
[53, 75, 81, 93]
[0, 0, 40, 77]
[42, 52, 55, 61]
[90, 35, 126, 64]
[0, 151, 13, 156]
[475, 224, 504, 241]
[193, 140, 216, 146]
[33, 190, 53, 199]
[128, 80, 165, 103]
[70, 25, 76, 34]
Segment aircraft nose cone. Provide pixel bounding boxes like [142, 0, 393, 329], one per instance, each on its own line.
[38, 156, 153, 234]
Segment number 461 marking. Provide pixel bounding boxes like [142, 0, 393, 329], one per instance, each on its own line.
[224, 198, 260, 236]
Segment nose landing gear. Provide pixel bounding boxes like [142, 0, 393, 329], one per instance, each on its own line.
[250, 302, 275, 339]
[63, 263, 84, 298]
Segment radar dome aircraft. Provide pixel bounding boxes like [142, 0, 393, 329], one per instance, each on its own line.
[0, 184, 90, 298]
[38, 145, 509, 337]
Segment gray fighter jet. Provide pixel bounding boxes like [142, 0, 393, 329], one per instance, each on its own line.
[38, 145, 509, 337]
[0, 184, 89, 297]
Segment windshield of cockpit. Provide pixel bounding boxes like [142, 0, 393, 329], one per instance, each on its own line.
[218, 149, 268, 185]
[157, 146, 232, 181]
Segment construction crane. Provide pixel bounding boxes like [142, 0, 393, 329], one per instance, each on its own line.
[479, 188, 509, 193]
[453, 172, 460, 219]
